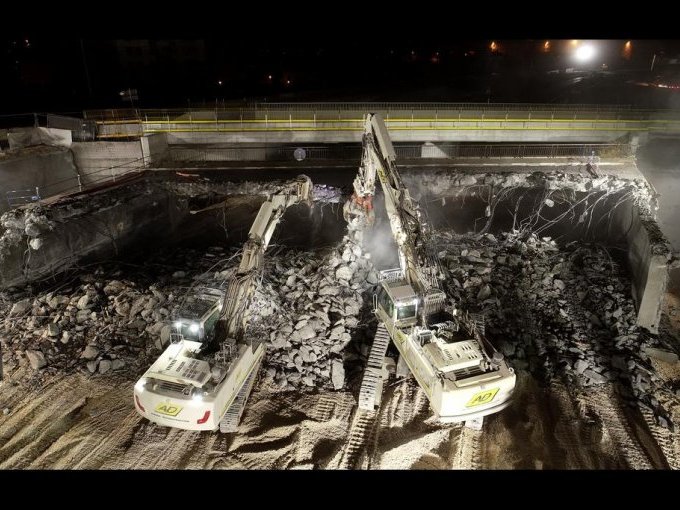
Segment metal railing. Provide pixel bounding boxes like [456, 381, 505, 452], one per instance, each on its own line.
[4, 156, 148, 210]
[163, 143, 632, 163]
[249, 102, 644, 112]
[84, 102, 680, 124]
[6, 188, 41, 208]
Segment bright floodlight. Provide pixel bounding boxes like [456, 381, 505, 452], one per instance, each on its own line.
[575, 44, 595, 62]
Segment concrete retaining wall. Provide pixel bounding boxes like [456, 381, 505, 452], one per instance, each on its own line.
[161, 129, 629, 145]
[0, 184, 187, 288]
[613, 201, 672, 333]
[0, 147, 81, 214]
[140, 134, 168, 165]
[71, 141, 145, 186]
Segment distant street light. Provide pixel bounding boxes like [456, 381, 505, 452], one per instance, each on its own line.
[575, 44, 595, 62]
[623, 41, 632, 60]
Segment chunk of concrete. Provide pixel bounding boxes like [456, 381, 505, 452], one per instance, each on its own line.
[583, 368, 607, 384]
[98, 360, 112, 374]
[76, 295, 90, 310]
[331, 360, 345, 390]
[26, 350, 47, 370]
[298, 325, 316, 340]
[9, 299, 31, 317]
[81, 345, 99, 360]
[642, 347, 679, 364]
[46, 323, 60, 337]
[574, 359, 589, 374]
[477, 284, 492, 301]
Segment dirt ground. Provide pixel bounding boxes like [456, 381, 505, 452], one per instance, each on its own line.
[1, 355, 678, 470]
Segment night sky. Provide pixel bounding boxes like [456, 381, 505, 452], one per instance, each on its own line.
[2, 37, 680, 114]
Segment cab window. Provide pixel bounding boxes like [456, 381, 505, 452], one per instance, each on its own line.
[397, 303, 417, 320]
[378, 289, 394, 319]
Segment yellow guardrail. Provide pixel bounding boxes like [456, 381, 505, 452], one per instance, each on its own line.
[94, 116, 680, 138]
[97, 117, 680, 125]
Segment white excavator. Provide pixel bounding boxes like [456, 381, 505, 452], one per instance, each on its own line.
[134, 176, 314, 432]
[346, 114, 516, 423]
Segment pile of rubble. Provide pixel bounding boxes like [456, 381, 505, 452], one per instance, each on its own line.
[250, 233, 378, 391]
[0, 204, 54, 257]
[0, 230, 378, 393]
[435, 230, 678, 429]
[0, 246, 236, 383]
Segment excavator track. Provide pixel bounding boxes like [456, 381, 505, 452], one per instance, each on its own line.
[358, 323, 391, 411]
[339, 408, 379, 469]
[339, 323, 392, 468]
[219, 357, 263, 433]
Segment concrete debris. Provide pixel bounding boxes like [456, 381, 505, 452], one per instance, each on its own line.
[331, 360, 345, 390]
[9, 298, 31, 317]
[435, 229, 676, 429]
[574, 359, 589, 375]
[76, 295, 90, 310]
[98, 359, 112, 374]
[642, 347, 679, 364]
[26, 350, 47, 370]
[0, 231, 375, 392]
[81, 345, 99, 360]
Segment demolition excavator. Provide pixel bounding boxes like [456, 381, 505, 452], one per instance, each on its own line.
[345, 114, 516, 423]
[134, 176, 313, 432]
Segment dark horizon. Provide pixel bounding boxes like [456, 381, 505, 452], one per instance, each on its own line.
[3, 39, 680, 114]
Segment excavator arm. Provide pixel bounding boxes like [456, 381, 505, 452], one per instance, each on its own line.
[219, 176, 313, 340]
[353, 114, 446, 316]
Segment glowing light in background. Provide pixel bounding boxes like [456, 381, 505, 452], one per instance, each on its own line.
[575, 44, 596, 62]
[490, 41, 498, 52]
[543, 41, 550, 52]
[623, 40, 632, 60]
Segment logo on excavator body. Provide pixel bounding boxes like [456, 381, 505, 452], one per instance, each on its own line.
[154, 402, 183, 416]
[466, 388, 499, 408]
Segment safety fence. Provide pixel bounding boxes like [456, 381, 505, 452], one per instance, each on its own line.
[5, 188, 42, 208]
[84, 102, 680, 124]
[0, 113, 96, 144]
[4, 156, 147, 210]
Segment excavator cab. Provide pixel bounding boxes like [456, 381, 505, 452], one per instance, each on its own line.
[172, 288, 224, 344]
[375, 274, 419, 328]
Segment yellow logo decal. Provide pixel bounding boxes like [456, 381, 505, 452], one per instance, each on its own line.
[466, 388, 499, 408]
[154, 402, 183, 416]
